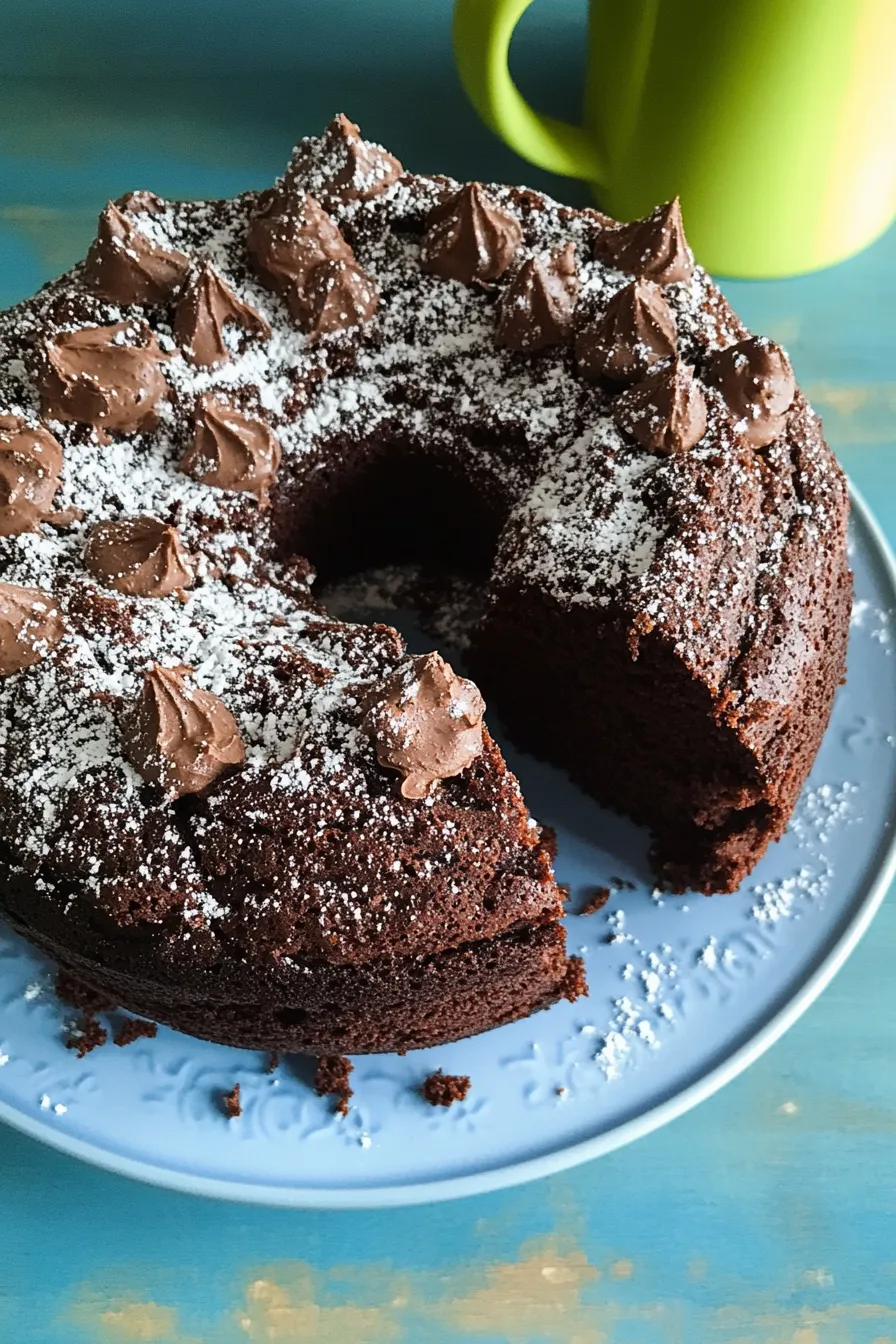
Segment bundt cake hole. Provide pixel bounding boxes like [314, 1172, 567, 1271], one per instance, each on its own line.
[277, 442, 506, 587]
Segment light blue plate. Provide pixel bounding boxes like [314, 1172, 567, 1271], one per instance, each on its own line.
[1, 486, 894, 1208]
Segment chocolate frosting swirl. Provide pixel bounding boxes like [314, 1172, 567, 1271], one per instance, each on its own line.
[0, 414, 64, 535]
[613, 357, 708, 455]
[174, 263, 271, 367]
[40, 322, 169, 435]
[286, 113, 403, 208]
[84, 192, 190, 305]
[420, 184, 522, 286]
[594, 198, 694, 286]
[363, 651, 485, 798]
[496, 243, 580, 352]
[84, 516, 193, 597]
[182, 394, 281, 505]
[0, 582, 64, 676]
[247, 189, 354, 319]
[121, 663, 246, 799]
[294, 257, 379, 342]
[704, 336, 796, 447]
[575, 279, 677, 384]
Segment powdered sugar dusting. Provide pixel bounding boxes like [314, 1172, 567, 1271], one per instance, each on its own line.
[501, 421, 665, 607]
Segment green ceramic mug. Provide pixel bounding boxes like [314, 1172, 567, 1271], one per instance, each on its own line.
[453, 0, 896, 277]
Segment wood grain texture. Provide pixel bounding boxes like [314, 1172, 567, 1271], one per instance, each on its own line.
[1, 3, 895, 1339]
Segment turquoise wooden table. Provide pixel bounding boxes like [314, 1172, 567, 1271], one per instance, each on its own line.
[2, 3, 895, 1339]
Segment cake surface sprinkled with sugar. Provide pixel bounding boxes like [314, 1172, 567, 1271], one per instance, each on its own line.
[0, 115, 851, 1057]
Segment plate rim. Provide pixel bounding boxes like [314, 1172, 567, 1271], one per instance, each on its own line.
[1, 481, 894, 1209]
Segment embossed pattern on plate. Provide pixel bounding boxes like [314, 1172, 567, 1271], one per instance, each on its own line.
[0, 487, 894, 1207]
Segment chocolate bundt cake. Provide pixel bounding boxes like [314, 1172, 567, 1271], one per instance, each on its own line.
[0, 115, 849, 1055]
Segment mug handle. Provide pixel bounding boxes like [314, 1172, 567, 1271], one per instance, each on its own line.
[453, 0, 606, 182]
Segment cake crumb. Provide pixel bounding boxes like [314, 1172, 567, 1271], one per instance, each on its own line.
[222, 1083, 242, 1119]
[267, 1050, 280, 1073]
[55, 969, 116, 1015]
[66, 1012, 108, 1058]
[539, 825, 558, 860]
[562, 956, 588, 1001]
[113, 1017, 158, 1048]
[580, 885, 611, 915]
[314, 1054, 354, 1114]
[421, 1070, 471, 1107]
